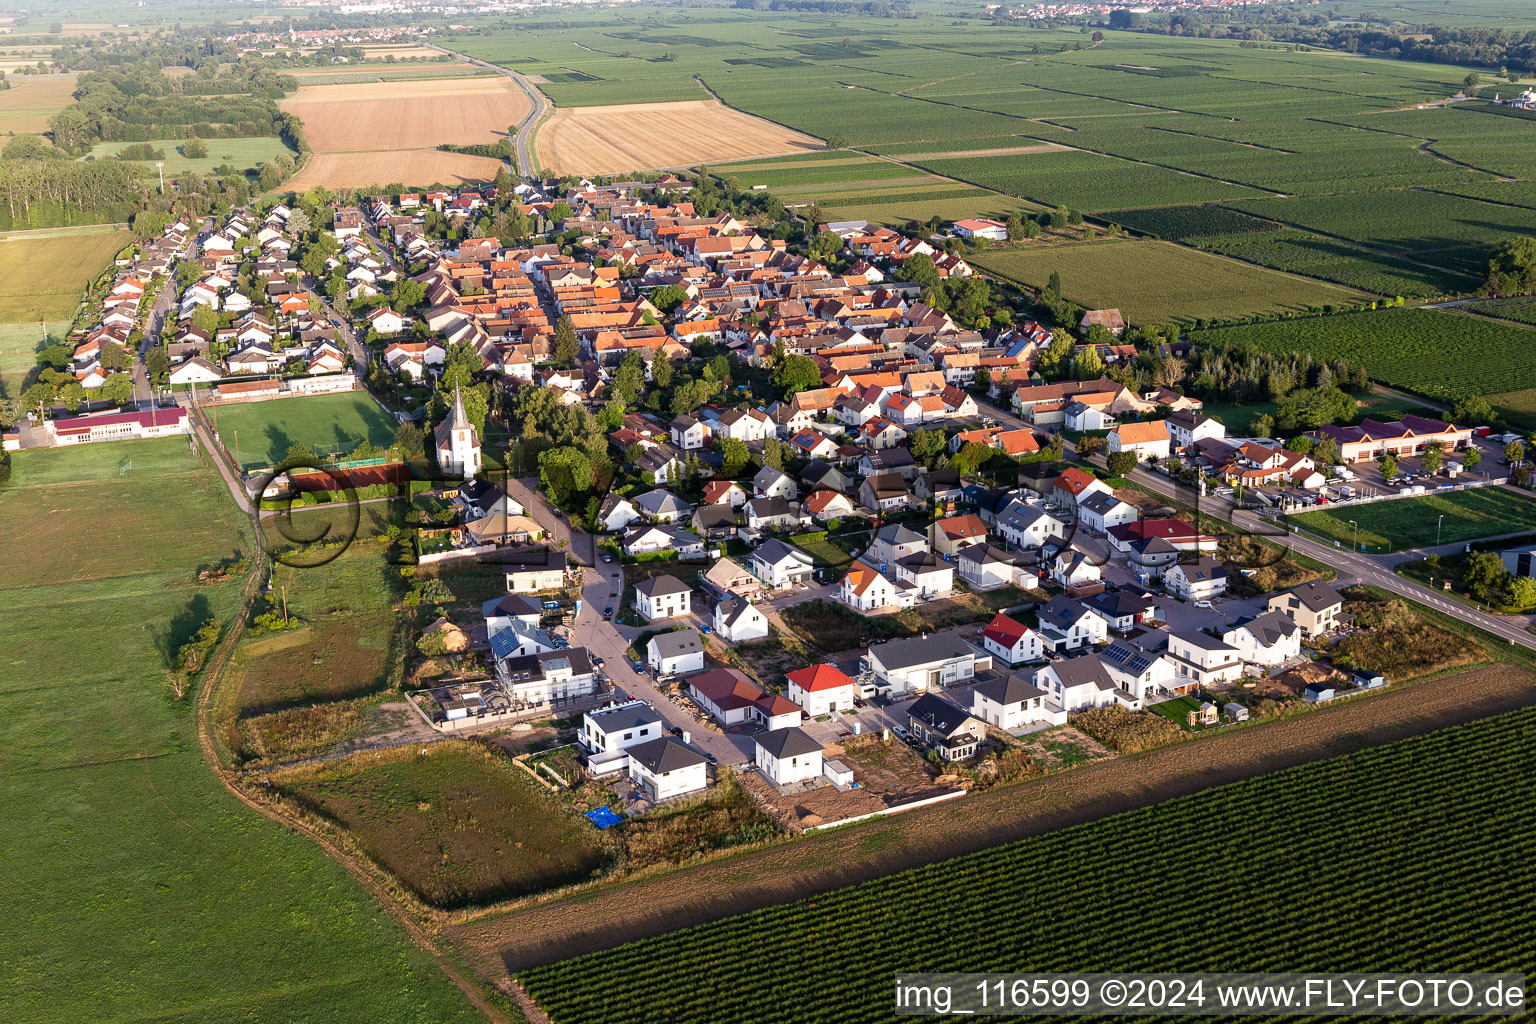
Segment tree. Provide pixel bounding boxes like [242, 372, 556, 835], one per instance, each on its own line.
[1506, 439, 1526, 464]
[951, 441, 994, 476]
[552, 315, 580, 365]
[1380, 452, 1399, 479]
[773, 355, 823, 399]
[1106, 451, 1137, 477]
[648, 284, 689, 314]
[1507, 574, 1536, 610]
[898, 253, 941, 289]
[183, 137, 209, 160]
[538, 446, 594, 509]
[651, 352, 674, 390]
[1045, 269, 1062, 299]
[1313, 436, 1340, 468]
[98, 374, 134, 406]
[145, 346, 170, 382]
[1487, 236, 1536, 293]
[1005, 215, 1026, 242]
[597, 400, 625, 431]
[1073, 345, 1105, 381]
[1463, 445, 1483, 470]
[1284, 434, 1315, 455]
[1462, 550, 1506, 599]
[909, 428, 945, 466]
[438, 340, 483, 393]
[2, 133, 52, 160]
[720, 437, 750, 478]
[1077, 435, 1105, 457]
[1464, 71, 1481, 89]
[614, 351, 645, 407]
[763, 436, 784, 471]
[1452, 394, 1495, 426]
[1421, 440, 1445, 475]
[394, 421, 424, 458]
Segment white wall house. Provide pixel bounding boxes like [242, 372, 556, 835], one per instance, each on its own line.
[635, 576, 692, 623]
[626, 738, 709, 800]
[755, 727, 824, 786]
[786, 663, 857, 716]
[1221, 611, 1302, 667]
[971, 674, 1065, 730]
[714, 598, 770, 643]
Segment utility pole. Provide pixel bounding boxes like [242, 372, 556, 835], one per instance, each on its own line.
[281, 585, 288, 626]
[155, 161, 164, 195]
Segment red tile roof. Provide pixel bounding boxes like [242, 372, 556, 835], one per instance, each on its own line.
[787, 663, 856, 692]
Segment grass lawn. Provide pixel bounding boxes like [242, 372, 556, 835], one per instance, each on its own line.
[0, 437, 481, 1024]
[970, 238, 1367, 327]
[1198, 392, 1434, 436]
[1147, 695, 1201, 728]
[275, 742, 614, 910]
[1290, 487, 1536, 552]
[789, 531, 856, 568]
[0, 227, 131, 321]
[206, 391, 399, 471]
[86, 136, 299, 177]
[0, 321, 66, 400]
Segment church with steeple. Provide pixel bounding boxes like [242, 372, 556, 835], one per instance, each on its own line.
[434, 385, 481, 478]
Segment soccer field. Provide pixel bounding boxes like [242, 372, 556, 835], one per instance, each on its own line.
[1290, 487, 1536, 552]
[206, 392, 398, 471]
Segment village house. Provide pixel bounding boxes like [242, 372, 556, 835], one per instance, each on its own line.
[906, 693, 986, 761]
[688, 669, 801, 730]
[863, 630, 989, 695]
[579, 700, 664, 759]
[971, 674, 1064, 730]
[1106, 420, 1171, 462]
[928, 513, 988, 556]
[1035, 654, 1125, 711]
[1266, 582, 1344, 638]
[755, 727, 824, 786]
[501, 549, 568, 593]
[597, 493, 641, 532]
[979, 613, 1044, 667]
[749, 538, 817, 590]
[495, 648, 599, 706]
[1222, 611, 1302, 667]
[634, 576, 693, 622]
[956, 543, 1038, 591]
[786, 663, 857, 716]
[1163, 556, 1229, 602]
[839, 560, 916, 612]
[1036, 595, 1109, 654]
[626, 738, 709, 801]
[713, 597, 770, 642]
[1165, 630, 1245, 689]
[647, 630, 706, 676]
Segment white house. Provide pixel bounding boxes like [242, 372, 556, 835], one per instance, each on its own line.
[868, 523, 928, 567]
[1099, 631, 1178, 701]
[1164, 556, 1229, 602]
[863, 630, 988, 695]
[971, 674, 1064, 730]
[1165, 630, 1244, 689]
[714, 597, 770, 643]
[952, 217, 1008, 241]
[839, 561, 915, 612]
[669, 414, 709, 451]
[979, 613, 1044, 667]
[1035, 654, 1124, 711]
[786, 663, 857, 716]
[626, 737, 709, 801]
[434, 386, 482, 478]
[168, 356, 223, 385]
[1221, 611, 1302, 667]
[647, 630, 705, 676]
[597, 493, 641, 532]
[893, 551, 955, 600]
[634, 576, 692, 622]
[956, 544, 1038, 592]
[1077, 492, 1139, 534]
[1106, 420, 1171, 462]
[579, 700, 664, 757]
[753, 465, 798, 500]
[749, 539, 816, 590]
[754, 727, 824, 786]
[1035, 595, 1109, 654]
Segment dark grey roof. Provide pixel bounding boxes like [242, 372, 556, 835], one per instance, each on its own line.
[1282, 581, 1342, 612]
[1085, 591, 1155, 621]
[1039, 594, 1099, 630]
[483, 594, 541, 618]
[627, 737, 708, 774]
[971, 673, 1045, 706]
[748, 496, 794, 518]
[635, 575, 692, 598]
[1048, 654, 1114, 689]
[1101, 631, 1168, 676]
[906, 693, 977, 738]
[1080, 491, 1128, 514]
[874, 523, 924, 546]
[754, 465, 790, 488]
[635, 488, 691, 515]
[1168, 629, 1239, 653]
[1172, 555, 1227, 582]
[870, 629, 978, 671]
[499, 647, 593, 680]
[756, 726, 822, 759]
[693, 505, 738, 528]
[498, 547, 567, 573]
[753, 538, 811, 567]
[1226, 610, 1298, 646]
[897, 551, 947, 573]
[588, 702, 662, 732]
[956, 542, 1014, 566]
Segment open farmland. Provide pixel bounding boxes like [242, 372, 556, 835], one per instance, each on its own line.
[274, 743, 614, 910]
[86, 136, 298, 178]
[0, 439, 481, 1024]
[1189, 308, 1536, 408]
[0, 227, 129, 321]
[1290, 488, 1536, 553]
[205, 391, 398, 471]
[280, 75, 525, 188]
[0, 74, 77, 132]
[1188, 229, 1474, 299]
[535, 100, 822, 175]
[520, 704, 1536, 1023]
[282, 76, 529, 153]
[971, 239, 1365, 326]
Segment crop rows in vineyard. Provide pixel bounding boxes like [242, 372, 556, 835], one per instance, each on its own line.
[520, 708, 1536, 1024]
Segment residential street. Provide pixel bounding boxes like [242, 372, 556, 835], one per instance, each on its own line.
[134, 234, 199, 404]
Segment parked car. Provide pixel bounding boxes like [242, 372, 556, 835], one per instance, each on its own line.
[1194, 600, 1213, 609]
[670, 726, 683, 737]
[603, 606, 613, 618]
[699, 624, 713, 634]
[602, 553, 613, 563]
[542, 601, 561, 610]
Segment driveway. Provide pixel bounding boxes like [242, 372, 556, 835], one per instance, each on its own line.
[504, 475, 594, 567]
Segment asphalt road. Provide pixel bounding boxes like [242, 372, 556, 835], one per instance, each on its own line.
[134, 236, 200, 404]
[429, 44, 550, 177]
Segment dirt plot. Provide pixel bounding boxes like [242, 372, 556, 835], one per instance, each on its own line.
[447, 662, 1536, 977]
[281, 76, 530, 153]
[536, 100, 823, 175]
[286, 149, 507, 190]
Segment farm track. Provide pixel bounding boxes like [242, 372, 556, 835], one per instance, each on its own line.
[447, 663, 1536, 986]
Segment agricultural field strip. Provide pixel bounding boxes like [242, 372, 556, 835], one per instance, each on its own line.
[519, 705, 1536, 1023]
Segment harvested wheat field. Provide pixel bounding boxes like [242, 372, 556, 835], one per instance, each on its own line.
[0, 76, 78, 134]
[286, 150, 507, 190]
[536, 100, 823, 175]
[288, 63, 480, 77]
[281, 76, 530, 153]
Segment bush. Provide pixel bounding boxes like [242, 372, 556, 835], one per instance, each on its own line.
[1072, 706, 1185, 753]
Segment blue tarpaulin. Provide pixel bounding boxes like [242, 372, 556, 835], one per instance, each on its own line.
[585, 806, 623, 829]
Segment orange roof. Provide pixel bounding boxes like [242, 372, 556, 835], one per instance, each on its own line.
[787, 663, 857, 692]
[842, 560, 886, 596]
[1054, 467, 1100, 495]
[1113, 420, 1169, 445]
[936, 514, 987, 541]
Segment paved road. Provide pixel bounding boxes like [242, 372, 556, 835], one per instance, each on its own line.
[134, 236, 199, 404]
[430, 44, 550, 176]
[301, 274, 369, 371]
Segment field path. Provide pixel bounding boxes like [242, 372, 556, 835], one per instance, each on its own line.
[446, 662, 1536, 989]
